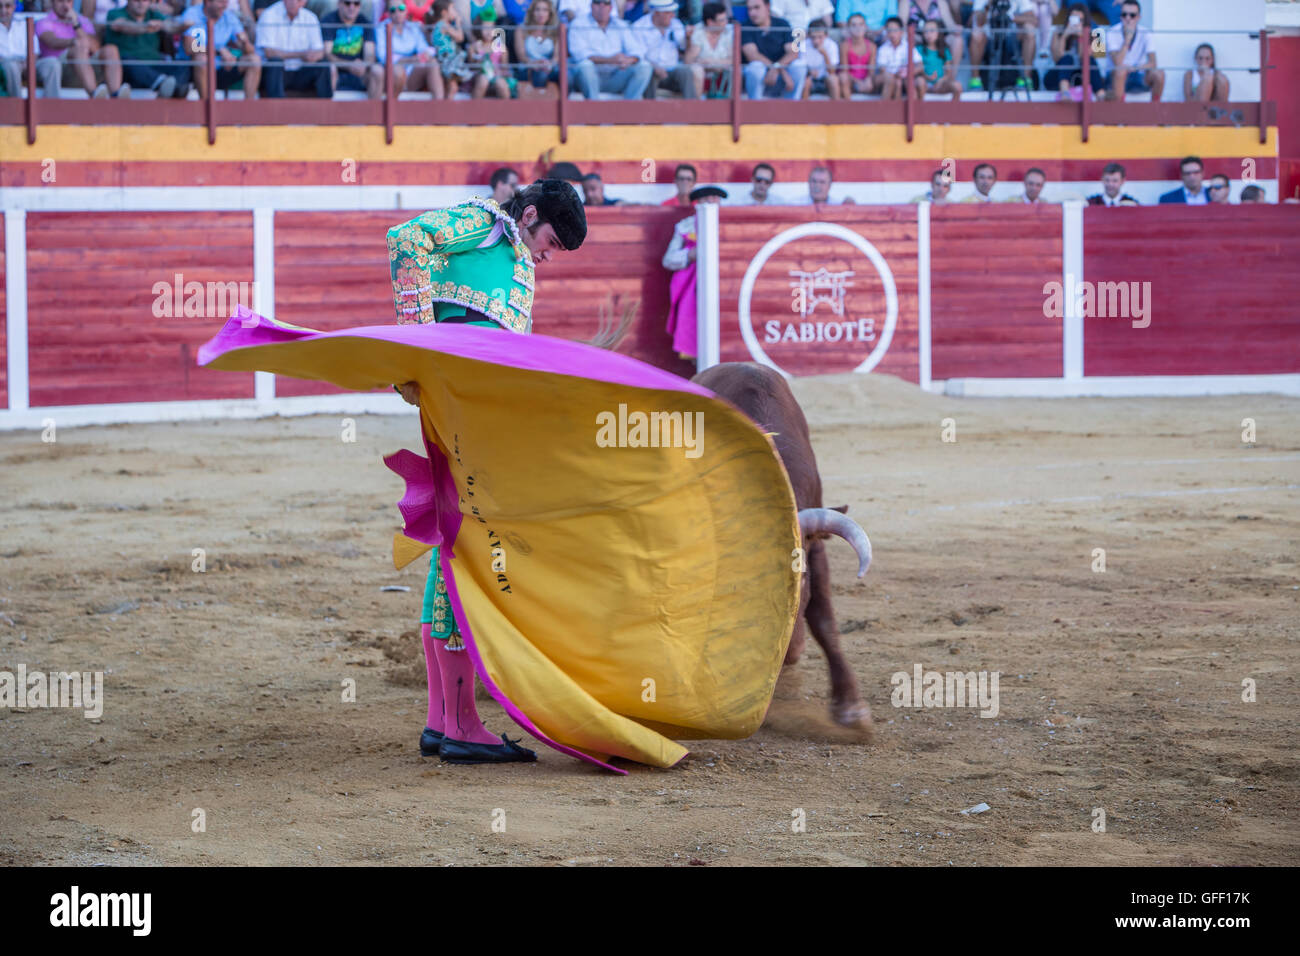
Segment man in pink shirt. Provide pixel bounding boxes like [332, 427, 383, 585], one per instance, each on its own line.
[37, 0, 127, 97]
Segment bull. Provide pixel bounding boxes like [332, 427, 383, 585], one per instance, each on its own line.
[692, 362, 873, 728]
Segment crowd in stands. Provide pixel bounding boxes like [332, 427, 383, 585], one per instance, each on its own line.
[0, 0, 1240, 102]
[491, 158, 1272, 211]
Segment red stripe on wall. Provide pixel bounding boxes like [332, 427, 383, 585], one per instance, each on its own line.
[25, 212, 257, 407]
[1082, 206, 1300, 376]
[929, 204, 1064, 380]
[0, 157, 1278, 190]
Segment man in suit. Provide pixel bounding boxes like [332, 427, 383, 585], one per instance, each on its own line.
[1158, 155, 1210, 204]
[1088, 162, 1140, 206]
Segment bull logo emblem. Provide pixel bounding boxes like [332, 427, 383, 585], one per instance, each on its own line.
[789, 268, 855, 319]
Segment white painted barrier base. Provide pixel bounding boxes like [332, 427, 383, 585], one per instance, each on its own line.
[0, 393, 411, 431]
[938, 375, 1300, 398]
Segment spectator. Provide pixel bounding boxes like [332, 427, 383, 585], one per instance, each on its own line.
[663, 185, 726, 361]
[514, 0, 562, 99]
[872, 14, 917, 99]
[661, 162, 697, 206]
[558, 0, 626, 22]
[968, 0, 1040, 91]
[683, 2, 731, 98]
[1, 0, 30, 98]
[582, 171, 623, 204]
[468, 7, 515, 98]
[548, 160, 584, 185]
[1046, 2, 1101, 100]
[256, 0, 329, 97]
[37, 0, 126, 97]
[378, 0, 443, 96]
[1104, 0, 1162, 102]
[452, 0, 506, 27]
[911, 167, 952, 203]
[833, 0, 894, 33]
[179, 0, 260, 97]
[741, 0, 803, 98]
[961, 161, 997, 201]
[323, 0, 381, 97]
[915, 17, 957, 98]
[568, 0, 653, 100]
[104, 0, 189, 97]
[801, 164, 854, 205]
[735, 161, 774, 204]
[798, 20, 839, 97]
[903, 0, 961, 68]
[772, 0, 831, 33]
[634, 0, 694, 99]
[1158, 155, 1208, 204]
[837, 11, 875, 93]
[1006, 166, 1047, 203]
[1087, 161, 1138, 205]
[1183, 41, 1228, 103]
[1207, 173, 1230, 205]
[1239, 185, 1265, 204]
[490, 166, 520, 203]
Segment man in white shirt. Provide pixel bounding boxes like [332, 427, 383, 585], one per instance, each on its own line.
[799, 165, 856, 205]
[569, 0, 652, 99]
[1105, 0, 1163, 101]
[770, 0, 832, 34]
[0, 0, 28, 98]
[960, 162, 997, 202]
[633, 0, 693, 98]
[730, 162, 775, 205]
[1005, 166, 1048, 203]
[256, 0, 330, 97]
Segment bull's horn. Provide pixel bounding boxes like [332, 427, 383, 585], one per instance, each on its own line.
[798, 508, 872, 578]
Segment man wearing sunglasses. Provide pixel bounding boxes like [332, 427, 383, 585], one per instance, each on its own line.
[1104, 0, 1163, 102]
[737, 162, 775, 204]
[323, 0, 382, 98]
[1207, 174, 1231, 205]
[386, 179, 588, 764]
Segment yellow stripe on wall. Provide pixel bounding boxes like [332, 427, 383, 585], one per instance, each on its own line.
[0, 124, 1277, 163]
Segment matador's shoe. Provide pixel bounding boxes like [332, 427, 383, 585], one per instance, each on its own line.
[439, 733, 538, 765]
[419, 727, 445, 757]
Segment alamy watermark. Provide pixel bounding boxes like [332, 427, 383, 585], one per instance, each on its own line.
[151, 273, 257, 320]
[890, 664, 999, 718]
[1043, 274, 1151, 329]
[595, 404, 704, 459]
[1, 666, 103, 718]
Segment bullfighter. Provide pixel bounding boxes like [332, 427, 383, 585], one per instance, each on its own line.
[386, 179, 588, 764]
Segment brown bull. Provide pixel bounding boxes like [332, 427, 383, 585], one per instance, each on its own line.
[693, 362, 872, 728]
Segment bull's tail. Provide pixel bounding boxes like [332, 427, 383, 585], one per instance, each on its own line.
[798, 508, 871, 577]
[582, 293, 639, 351]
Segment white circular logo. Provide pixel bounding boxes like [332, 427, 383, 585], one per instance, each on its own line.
[737, 222, 899, 378]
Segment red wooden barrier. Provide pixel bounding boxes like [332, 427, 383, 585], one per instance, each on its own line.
[25, 212, 256, 407]
[1082, 206, 1300, 376]
[718, 206, 920, 381]
[929, 204, 1063, 380]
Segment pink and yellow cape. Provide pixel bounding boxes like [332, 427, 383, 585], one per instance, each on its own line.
[199, 309, 799, 774]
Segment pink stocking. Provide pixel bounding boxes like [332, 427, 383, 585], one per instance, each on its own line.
[434, 639, 500, 745]
[421, 623, 445, 732]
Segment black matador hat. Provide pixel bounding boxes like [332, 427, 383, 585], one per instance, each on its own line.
[689, 185, 728, 202]
[511, 178, 588, 251]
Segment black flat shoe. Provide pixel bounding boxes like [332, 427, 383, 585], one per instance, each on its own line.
[439, 733, 537, 764]
[419, 727, 445, 757]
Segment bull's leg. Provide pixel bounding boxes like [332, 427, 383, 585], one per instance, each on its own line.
[785, 614, 808, 666]
[805, 538, 870, 726]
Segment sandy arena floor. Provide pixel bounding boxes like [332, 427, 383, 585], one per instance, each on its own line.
[1, 374, 1297, 866]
